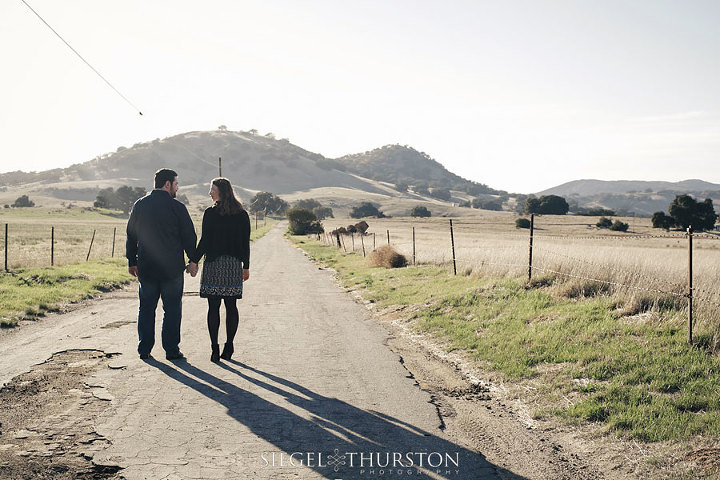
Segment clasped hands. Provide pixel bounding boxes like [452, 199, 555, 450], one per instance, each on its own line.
[186, 262, 199, 277]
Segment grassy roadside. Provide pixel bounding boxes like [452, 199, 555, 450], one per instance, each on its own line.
[0, 259, 134, 328]
[251, 219, 278, 241]
[290, 235, 720, 443]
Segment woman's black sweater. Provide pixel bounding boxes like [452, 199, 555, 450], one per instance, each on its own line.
[191, 205, 250, 267]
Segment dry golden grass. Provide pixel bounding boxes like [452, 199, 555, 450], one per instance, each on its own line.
[322, 211, 720, 340]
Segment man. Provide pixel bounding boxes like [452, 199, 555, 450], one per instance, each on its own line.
[126, 168, 199, 360]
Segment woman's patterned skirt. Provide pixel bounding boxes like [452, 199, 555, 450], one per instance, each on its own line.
[199, 255, 243, 299]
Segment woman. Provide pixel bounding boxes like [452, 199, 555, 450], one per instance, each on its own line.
[190, 177, 250, 362]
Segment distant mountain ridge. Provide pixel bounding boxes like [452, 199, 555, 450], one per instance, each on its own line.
[537, 179, 720, 217]
[538, 179, 720, 196]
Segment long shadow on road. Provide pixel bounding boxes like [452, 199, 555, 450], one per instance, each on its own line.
[148, 359, 525, 479]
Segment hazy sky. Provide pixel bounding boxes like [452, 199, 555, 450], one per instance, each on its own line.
[1, 0, 719, 193]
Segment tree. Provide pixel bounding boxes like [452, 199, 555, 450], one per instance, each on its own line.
[472, 198, 502, 211]
[596, 217, 613, 229]
[12, 195, 34, 207]
[312, 206, 334, 220]
[610, 220, 629, 232]
[429, 187, 451, 201]
[413, 184, 430, 196]
[526, 195, 569, 215]
[394, 182, 408, 193]
[294, 198, 322, 211]
[218, 125, 228, 131]
[651, 211, 674, 230]
[286, 207, 323, 235]
[115, 186, 146, 214]
[94, 186, 145, 213]
[410, 205, 431, 217]
[350, 202, 383, 218]
[248, 192, 289, 215]
[668, 195, 717, 231]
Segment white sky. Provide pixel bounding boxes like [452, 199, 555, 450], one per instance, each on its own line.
[1, 0, 719, 193]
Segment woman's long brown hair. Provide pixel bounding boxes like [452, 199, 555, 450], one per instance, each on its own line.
[212, 177, 244, 216]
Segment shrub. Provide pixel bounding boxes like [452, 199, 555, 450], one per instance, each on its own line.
[515, 218, 531, 229]
[287, 207, 323, 235]
[610, 220, 629, 232]
[596, 217, 613, 228]
[368, 245, 407, 269]
[410, 206, 431, 217]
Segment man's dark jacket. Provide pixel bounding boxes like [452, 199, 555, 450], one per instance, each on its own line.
[126, 190, 197, 281]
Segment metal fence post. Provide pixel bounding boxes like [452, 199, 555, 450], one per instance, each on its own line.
[412, 226, 416, 265]
[4, 223, 7, 272]
[51, 226, 55, 266]
[386, 229, 390, 245]
[528, 214, 535, 282]
[449, 219, 457, 275]
[688, 226, 693, 345]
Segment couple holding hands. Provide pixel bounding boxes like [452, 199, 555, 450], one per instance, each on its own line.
[126, 168, 251, 363]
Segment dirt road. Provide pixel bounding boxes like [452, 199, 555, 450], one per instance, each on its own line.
[2, 224, 519, 479]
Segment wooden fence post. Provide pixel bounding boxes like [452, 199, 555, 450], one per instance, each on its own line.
[373, 233, 376, 250]
[351, 233, 355, 253]
[4, 223, 8, 272]
[335, 231, 341, 248]
[449, 219, 457, 275]
[86, 229, 96, 261]
[361, 234, 366, 257]
[688, 226, 693, 345]
[386, 229, 390, 245]
[111, 227, 116, 258]
[528, 214, 535, 282]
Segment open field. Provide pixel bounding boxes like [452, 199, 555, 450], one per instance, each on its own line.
[291, 233, 720, 475]
[325, 212, 720, 344]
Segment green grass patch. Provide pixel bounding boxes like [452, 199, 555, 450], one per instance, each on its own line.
[0, 258, 133, 328]
[290, 235, 720, 442]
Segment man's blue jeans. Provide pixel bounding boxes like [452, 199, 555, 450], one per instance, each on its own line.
[137, 275, 184, 356]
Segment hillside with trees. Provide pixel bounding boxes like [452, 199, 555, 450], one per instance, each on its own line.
[336, 144, 500, 196]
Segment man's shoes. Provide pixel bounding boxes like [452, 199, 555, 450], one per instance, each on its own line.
[166, 352, 185, 361]
[139, 353, 152, 360]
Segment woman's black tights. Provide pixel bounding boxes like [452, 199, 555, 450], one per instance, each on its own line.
[207, 298, 239, 345]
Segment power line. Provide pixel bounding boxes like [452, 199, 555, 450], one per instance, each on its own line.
[20, 0, 143, 116]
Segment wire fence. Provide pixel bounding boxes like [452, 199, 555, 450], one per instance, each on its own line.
[318, 215, 720, 345]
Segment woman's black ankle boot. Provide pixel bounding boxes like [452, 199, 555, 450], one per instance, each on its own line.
[211, 344, 220, 362]
[220, 342, 234, 360]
